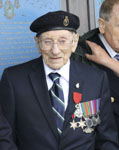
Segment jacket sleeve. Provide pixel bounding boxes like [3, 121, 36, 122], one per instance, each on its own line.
[0, 69, 16, 142]
[0, 105, 17, 150]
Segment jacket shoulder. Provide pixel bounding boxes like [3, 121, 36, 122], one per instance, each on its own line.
[79, 28, 99, 42]
[5, 57, 41, 70]
[1, 57, 42, 78]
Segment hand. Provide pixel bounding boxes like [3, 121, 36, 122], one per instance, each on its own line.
[85, 40, 119, 77]
[85, 40, 110, 66]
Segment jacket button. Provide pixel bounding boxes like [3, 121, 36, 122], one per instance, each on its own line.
[111, 97, 115, 103]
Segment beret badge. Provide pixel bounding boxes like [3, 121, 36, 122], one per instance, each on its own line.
[63, 16, 69, 26]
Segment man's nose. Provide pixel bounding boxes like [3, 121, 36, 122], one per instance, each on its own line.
[51, 42, 61, 54]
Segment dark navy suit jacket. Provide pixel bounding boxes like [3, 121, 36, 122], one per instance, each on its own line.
[0, 56, 119, 150]
[74, 28, 119, 137]
[0, 105, 17, 150]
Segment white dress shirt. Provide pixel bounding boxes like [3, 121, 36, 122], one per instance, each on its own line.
[43, 60, 70, 111]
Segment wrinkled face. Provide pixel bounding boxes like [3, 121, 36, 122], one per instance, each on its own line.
[99, 4, 119, 53]
[35, 30, 79, 70]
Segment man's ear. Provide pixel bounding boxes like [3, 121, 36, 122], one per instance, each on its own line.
[72, 33, 79, 53]
[34, 36, 42, 53]
[98, 18, 105, 34]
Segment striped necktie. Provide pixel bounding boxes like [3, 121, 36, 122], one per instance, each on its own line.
[114, 54, 119, 61]
[49, 73, 65, 134]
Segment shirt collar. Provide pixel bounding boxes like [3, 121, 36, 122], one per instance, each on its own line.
[43, 59, 70, 82]
[98, 33, 118, 58]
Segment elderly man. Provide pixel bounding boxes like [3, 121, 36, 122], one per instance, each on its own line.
[73, 0, 119, 138]
[0, 10, 119, 150]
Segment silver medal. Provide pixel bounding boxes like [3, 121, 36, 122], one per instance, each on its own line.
[95, 113, 101, 124]
[83, 127, 94, 133]
[74, 108, 83, 118]
[92, 116, 98, 126]
[85, 117, 93, 128]
[74, 104, 83, 118]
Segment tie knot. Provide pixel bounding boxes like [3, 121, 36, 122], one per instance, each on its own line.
[49, 73, 60, 82]
[114, 54, 119, 61]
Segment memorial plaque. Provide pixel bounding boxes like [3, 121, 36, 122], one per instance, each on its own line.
[0, 0, 60, 78]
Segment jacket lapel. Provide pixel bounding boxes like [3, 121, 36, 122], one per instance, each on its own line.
[29, 57, 59, 140]
[63, 60, 84, 129]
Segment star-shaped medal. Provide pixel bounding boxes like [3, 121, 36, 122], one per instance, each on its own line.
[78, 119, 86, 129]
[70, 120, 77, 130]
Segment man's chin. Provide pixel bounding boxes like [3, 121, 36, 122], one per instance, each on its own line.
[48, 64, 64, 70]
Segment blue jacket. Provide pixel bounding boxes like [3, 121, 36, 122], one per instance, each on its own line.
[0, 56, 119, 150]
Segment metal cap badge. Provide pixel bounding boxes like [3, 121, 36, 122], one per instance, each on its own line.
[63, 16, 69, 26]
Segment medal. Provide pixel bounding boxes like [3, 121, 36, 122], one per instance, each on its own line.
[74, 108, 83, 118]
[71, 95, 101, 133]
[70, 120, 77, 130]
[85, 117, 93, 128]
[73, 93, 83, 119]
[95, 113, 101, 124]
[92, 116, 97, 126]
[73, 92, 82, 104]
[74, 103, 83, 118]
[77, 119, 86, 129]
[83, 127, 94, 133]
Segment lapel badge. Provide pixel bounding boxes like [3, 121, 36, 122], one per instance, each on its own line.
[75, 83, 80, 89]
[111, 97, 115, 103]
[63, 16, 69, 26]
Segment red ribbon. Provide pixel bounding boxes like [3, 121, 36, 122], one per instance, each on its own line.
[73, 92, 82, 104]
[72, 114, 75, 119]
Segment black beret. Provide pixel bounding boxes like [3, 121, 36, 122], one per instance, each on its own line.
[30, 10, 80, 36]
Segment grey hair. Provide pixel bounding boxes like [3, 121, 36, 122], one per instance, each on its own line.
[99, 0, 119, 21]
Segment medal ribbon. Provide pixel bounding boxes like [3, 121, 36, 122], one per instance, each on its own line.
[81, 98, 101, 117]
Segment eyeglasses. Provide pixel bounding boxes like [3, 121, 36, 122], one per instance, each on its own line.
[39, 38, 74, 51]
